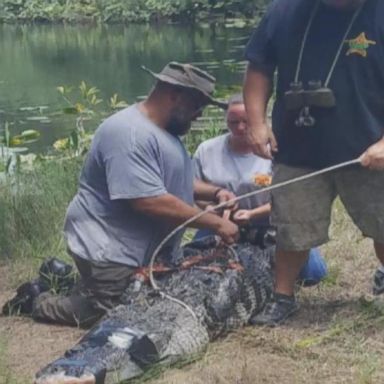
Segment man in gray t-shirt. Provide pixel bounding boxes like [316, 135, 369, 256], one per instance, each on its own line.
[29, 62, 239, 327]
[64, 104, 194, 268]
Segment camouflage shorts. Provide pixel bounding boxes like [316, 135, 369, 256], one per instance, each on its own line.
[271, 163, 384, 251]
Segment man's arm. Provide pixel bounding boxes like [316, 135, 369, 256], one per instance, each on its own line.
[193, 179, 236, 206]
[130, 193, 239, 244]
[243, 63, 277, 159]
[195, 200, 213, 211]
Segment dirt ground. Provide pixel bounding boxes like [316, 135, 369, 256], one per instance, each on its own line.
[1, 206, 384, 384]
[0, 270, 85, 383]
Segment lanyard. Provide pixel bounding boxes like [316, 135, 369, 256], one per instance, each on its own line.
[294, 0, 367, 87]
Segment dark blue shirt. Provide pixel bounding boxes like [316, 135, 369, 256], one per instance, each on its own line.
[245, 0, 384, 168]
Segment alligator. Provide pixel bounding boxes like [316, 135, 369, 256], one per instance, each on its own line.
[35, 236, 275, 384]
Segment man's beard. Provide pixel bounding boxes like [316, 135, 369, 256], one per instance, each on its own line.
[165, 115, 192, 136]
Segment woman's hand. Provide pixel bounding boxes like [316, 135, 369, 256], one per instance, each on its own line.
[232, 209, 253, 225]
[215, 189, 238, 210]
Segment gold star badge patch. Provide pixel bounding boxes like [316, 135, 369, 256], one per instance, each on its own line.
[345, 32, 376, 57]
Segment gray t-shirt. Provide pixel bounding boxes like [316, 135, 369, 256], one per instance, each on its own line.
[193, 133, 271, 226]
[64, 104, 194, 267]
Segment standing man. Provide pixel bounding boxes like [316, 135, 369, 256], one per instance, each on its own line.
[4, 62, 239, 327]
[243, 0, 384, 325]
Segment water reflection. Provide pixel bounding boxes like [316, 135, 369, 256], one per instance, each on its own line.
[0, 23, 252, 151]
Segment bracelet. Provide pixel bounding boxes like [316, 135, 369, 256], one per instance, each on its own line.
[213, 188, 223, 201]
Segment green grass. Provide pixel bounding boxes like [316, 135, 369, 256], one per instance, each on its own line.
[184, 118, 225, 156]
[0, 157, 81, 283]
[2, 199, 384, 384]
[2, 143, 384, 384]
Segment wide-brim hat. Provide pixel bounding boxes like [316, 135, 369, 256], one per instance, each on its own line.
[142, 61, 228, 110]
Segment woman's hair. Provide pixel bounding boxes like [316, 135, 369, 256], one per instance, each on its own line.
[228, 93, 244, 107]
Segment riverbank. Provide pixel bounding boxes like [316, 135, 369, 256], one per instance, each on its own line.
[0, 0, 267, 24]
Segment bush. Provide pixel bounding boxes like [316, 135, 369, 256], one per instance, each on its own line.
[0, 0, 269, 23]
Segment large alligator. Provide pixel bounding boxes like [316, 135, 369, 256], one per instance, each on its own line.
[35, 236, 275, 384]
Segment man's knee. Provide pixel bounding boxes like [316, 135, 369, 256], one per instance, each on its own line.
[337, 167, 384, 242]
[32, 291, 103, 328]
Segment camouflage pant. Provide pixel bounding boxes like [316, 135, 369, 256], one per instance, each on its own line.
[32, 255, 135, 328]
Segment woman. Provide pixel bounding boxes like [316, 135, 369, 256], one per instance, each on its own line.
[193, 94, 327, 286]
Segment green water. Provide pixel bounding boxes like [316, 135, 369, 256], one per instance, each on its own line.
[0, 23, 252, 152]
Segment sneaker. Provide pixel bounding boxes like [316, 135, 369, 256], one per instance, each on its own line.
[2, 279, 48, 316]
[372, 269, 384, 295]
[249, 293, 299, 327]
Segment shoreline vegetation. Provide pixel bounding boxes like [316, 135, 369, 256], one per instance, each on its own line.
[0, 0, 268, 24]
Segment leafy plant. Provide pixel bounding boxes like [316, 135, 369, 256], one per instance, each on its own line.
[184, 118, 225, 155]
[0, 122, 40, 176]
[54, 81, 128, 157]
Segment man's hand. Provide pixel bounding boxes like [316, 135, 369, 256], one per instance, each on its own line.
[215, 189, 238, 210]
[247, 122, 278, 159]
[360, 137, 384, 170]
[215, 219, 239, 245]
[243, 63, 275, 159]
[232, 209, 252, 226]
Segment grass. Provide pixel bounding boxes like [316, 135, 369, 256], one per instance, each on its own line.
[145, 199, 384, 384]
[0, 337, 25, 384]
[0, 157, 81, 285]
[1, 168, 384, 383]
[184, 118, 226, 156]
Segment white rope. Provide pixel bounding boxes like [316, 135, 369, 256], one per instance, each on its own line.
[160, 291, 198, 321]
[149, 157, 362, 291]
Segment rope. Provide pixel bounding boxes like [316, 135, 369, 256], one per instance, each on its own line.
[146, 1, 368, 321]
[149, 158, 361, 291]
[294, 0, 321, 83]
[147, 157, 361, 321]
[160, 291, 198, 321]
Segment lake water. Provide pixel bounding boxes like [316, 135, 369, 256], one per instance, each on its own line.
[0, 23, 253, 152]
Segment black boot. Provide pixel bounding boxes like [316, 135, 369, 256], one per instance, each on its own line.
[2, 279, 49, 316]
[39, 257, 76, 294]
[2, 258, 76, 317]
